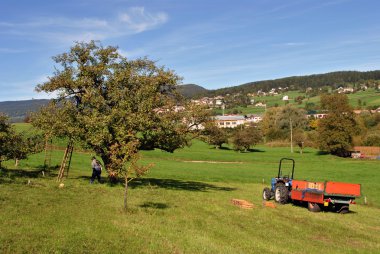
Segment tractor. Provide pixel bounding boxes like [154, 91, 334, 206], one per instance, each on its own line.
[262, 158, 294, 204]
[262, 158, 361, 213]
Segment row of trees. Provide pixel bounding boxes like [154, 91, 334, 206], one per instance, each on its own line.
[200, 122, 262, 152]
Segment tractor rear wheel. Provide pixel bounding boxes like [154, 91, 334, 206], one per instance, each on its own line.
[262, 187, 272, 200]
[308, 202, 321, 212]
[274, 186, 288, 204]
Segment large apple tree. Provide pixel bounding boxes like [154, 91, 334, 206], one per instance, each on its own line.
[33, 41, 207, 209]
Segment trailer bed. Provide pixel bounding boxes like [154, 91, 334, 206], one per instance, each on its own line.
[291, 180, 361, 204]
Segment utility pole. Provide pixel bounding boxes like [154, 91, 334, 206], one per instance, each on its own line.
[290, 118, 293, 153]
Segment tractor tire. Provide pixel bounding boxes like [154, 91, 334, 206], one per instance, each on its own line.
[308, 202, 321, 212]
[274, 186, 289, 204]
[335, 204, 350, 214]
[262, 187, 272, 200]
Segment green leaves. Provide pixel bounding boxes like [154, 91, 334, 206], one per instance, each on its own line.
[33, 41, 206, 178]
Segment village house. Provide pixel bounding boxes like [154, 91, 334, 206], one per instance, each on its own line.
[245, 114, 263, 124]
[307, 113, 328, 119]
[269, 88, 278, 95]
[255, 102, 267, 107]
[214, 115, 246, 128]
[337, 86, 354, 94]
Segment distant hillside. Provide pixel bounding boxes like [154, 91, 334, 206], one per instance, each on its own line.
[177, 84, 208, 98]
[0, 99, 50, 122]
[203, 70, 380, 97]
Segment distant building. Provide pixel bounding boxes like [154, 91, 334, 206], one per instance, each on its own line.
[214, 115, 246, 128]
[245, 114, 263, 123]
[337, 87, 354, 94]
[255, 102, 267, 107]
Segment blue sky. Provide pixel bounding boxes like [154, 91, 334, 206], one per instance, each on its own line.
[1, 0, 380, 101]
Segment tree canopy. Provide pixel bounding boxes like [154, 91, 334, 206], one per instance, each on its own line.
[317, 94, 357, 156]
[261, 105, 307, 141]
[33, 41, 208, 209]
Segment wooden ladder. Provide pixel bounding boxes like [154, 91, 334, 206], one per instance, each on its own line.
[57, 140, 74, 182]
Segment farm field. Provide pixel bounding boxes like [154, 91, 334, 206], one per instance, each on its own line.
[1, 139, 379, 253]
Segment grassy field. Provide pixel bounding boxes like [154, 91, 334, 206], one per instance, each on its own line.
[1, 138, 379, 253]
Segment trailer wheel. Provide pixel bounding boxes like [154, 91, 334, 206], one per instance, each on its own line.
[262, 187, 272, 200]
[308, 202, 321, 212]
[336, 204, 349, 214]
[274, 186, 288, 204]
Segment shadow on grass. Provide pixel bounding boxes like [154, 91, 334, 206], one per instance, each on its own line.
[209, 146, 232, 151]
[77, 176, 237, 192]
[247, 148, 265, 153]
[129, 178, 237, 192]
[316, 151, 330, 156]
[0, 167, 45, 179]
[140, 202, 169, 209]
[233, 148, 265, 153]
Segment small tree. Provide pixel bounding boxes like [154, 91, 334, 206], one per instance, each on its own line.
[200, 122, 228, 149]
[0, 114, 14, 168]
[0, 114, 43, 168]
[232, 125, 262, 152]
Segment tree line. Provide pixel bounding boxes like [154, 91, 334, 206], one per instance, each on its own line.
[199, 70, 380, 98]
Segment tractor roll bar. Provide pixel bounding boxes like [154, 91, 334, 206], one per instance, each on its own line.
[278, 158, 295, 179]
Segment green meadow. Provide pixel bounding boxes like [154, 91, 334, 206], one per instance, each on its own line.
[1, 135, 379, 253]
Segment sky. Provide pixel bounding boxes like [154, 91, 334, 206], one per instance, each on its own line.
[1, 0, 380, 101]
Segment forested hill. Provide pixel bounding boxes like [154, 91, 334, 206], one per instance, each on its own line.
[0, 99, 50, 122]
[177, 84, 209, 98]
[202, 70, 380, 97]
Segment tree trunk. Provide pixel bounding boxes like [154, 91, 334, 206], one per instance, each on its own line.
[100, 153, 117, 183]
[124, 175, 128, 211]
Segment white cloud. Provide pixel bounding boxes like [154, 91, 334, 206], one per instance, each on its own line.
[0, 7, 168, 45]
[118, 7, 168, 33]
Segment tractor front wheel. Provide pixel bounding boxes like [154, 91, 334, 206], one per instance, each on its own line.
[274, 186, 288, 204]
[262, 187, 272, 200]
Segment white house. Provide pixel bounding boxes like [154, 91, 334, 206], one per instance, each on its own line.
[214, 115, 246, 128]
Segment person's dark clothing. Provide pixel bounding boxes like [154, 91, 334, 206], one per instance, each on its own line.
[90, 168, 101, 183]
[90, 158, 102, 183]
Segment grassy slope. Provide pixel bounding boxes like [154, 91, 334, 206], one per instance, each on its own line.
[1, 139, 379, 254]
[213, 89, 380, 115]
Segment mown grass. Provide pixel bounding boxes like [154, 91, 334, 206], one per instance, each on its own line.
[1, 138, 379, 253]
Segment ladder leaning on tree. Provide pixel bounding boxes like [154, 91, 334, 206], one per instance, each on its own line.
[57, 140, 74, 182]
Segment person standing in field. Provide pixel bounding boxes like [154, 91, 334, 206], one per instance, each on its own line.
[90, 156, 102, 184]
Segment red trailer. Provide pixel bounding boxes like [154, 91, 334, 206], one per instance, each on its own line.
[291, 180, 361, 213]
[262, 158, 362, 213]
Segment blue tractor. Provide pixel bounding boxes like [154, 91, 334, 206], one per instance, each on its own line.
[262, 158, 295, 204]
